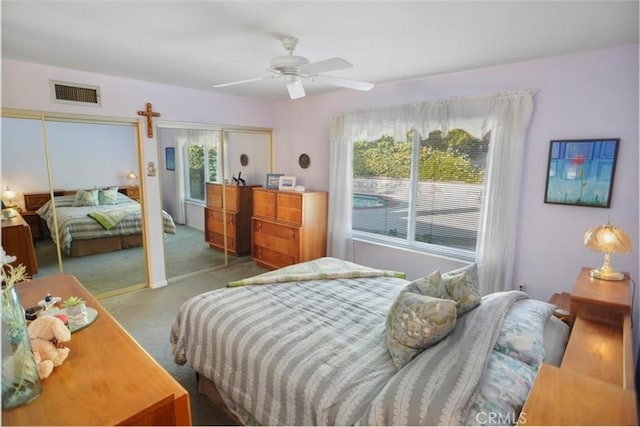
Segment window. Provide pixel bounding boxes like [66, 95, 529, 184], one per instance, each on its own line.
[352, 128, 490, 256]
[184, 141, 219, 202]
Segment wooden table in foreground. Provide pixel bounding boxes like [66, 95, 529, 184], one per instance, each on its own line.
[2, 273, 192, 426]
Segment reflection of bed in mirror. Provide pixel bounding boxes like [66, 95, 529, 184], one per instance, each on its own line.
[37, 189, 176, 257]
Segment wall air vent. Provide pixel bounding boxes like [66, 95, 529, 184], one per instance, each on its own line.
[49, 80, 101, 106]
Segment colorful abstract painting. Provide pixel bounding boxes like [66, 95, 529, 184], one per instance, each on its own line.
[544, 139, 619, 208]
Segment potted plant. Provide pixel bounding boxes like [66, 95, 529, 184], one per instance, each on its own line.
[63, 296, 87, 327]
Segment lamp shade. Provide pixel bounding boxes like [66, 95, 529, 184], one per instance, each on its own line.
[2, 187, 17, 206]
[583, 221, 632, 280]
[126, 171, 138, 180]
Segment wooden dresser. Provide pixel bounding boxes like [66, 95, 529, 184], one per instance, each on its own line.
[205, 183, 259, 256]
[2, 274, 192, 426]
[519, 267, 636, 425]
[2, 211, 38, 276]
[22, 190, 64, 239]
[252, 188, 327, 269]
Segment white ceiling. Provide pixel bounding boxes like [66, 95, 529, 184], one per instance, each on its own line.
[2, 1, 638, 101]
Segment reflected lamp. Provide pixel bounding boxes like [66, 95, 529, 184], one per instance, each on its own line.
[583, 221, 632, 281]
[2, 186, 17, 207]
[126, 171, 138, 187]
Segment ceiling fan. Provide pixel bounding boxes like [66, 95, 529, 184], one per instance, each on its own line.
[212, 36, 375, 100]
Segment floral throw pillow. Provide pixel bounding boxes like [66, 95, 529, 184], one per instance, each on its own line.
[441, 263, 482, 317]
[72, 189, 99, 207]
[404, 269, 444, 296]
[386, 291, 457, 370]
[98, 186, 119, 205]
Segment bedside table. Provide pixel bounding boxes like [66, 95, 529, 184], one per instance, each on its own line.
[119, 186, 140, 201]
[548, 292, 570, 325]
[569, 266, 630, 326]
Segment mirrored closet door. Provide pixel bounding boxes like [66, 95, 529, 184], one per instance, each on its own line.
[157, 124, 272, 280]
[2, 113, 147, 298]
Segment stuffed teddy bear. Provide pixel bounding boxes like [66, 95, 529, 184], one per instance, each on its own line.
[27, 316, 71, 379]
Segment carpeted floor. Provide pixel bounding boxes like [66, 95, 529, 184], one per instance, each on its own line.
[33, 225, 242, 297]
[100, 260, 268, 426]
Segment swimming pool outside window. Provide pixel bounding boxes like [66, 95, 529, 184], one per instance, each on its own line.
[352, 129, 489, 254]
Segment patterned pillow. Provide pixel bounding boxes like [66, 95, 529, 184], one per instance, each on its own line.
[404, 269, 444, 296]
[72, 189, 99, 207]
[440, 263, 482, 316]
[493, 299, 555, 368]
[98, 186, 119, 205]
[386, 290, 457, 370]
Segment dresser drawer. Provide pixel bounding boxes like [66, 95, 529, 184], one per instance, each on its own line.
[206, 209, 236, 229]
[253, 219, 299, 256]
[276, 193, 302, 225]
[206, 183, 238, 211]
[252, 245, 298, 269]
[253, 190, 277, 219]
[206, 231, 237, 252]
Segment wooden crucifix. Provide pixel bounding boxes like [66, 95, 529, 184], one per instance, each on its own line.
[137, 102, 161, 138]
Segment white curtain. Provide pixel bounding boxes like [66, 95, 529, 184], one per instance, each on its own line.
[328, 91, 534, 293]
[173, 128, 221, 224]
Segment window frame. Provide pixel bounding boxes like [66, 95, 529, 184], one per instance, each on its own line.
[351, 130, 485, 262]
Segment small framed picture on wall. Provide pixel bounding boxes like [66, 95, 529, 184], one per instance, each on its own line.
[165, 147, 175, 171]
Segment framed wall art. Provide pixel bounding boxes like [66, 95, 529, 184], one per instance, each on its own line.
[266, 173, 284, 189]
[165, 147, 175, 171]
[544, 138, 619, 208]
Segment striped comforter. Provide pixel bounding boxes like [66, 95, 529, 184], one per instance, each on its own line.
[170, 265, 544, 426]
[37, 194, 176, 253]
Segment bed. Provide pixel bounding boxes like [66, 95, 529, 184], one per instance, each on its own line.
[171, 257, 570, 426]
[37, 189, 176, 256]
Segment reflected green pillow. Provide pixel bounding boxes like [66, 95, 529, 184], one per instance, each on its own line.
[98, 186, 119, 205]
[72, 189, 99, 207]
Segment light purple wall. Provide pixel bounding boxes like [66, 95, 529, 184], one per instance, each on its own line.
[271, 45, 639, 303]
[2, 45, 638, 302]
[1, 58, 275, 288]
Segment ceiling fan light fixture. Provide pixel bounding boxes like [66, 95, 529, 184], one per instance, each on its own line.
[283, 74, 300, 85]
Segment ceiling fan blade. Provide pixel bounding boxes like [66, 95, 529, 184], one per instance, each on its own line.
[301, 57, 352, 75]
[314, 75, 375, 91]
[286, 81, 306, 99]
[212, 76, 266, 88]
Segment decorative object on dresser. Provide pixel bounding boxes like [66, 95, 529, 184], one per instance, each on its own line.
[519, 267, 636, 425]
[251, 187, 327, 269]
[2, 273, 192, 426]
[583, 221, 632, 281]
[265, 173, 284, 189]
[2, 186, 17, 207]
[205, 183, 259, 256]
[277, 175, 296, 191]
[1, 211, 38, 276]
[544, 138, 619, 208]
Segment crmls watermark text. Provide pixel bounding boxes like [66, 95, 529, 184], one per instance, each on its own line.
[475, 411, 527, 425]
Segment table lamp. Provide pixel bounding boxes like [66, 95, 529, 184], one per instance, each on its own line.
[126, 171, 138, 187]
[2, 186, 17, 207]
[583, 221, 632, 281]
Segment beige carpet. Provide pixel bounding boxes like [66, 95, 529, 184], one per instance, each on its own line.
[100, 260, 268, 426]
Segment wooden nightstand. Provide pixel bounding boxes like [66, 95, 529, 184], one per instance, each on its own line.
[120, 186, 140, 201]
[23, 189, 64, 239]
[519, 267, 636, 426]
